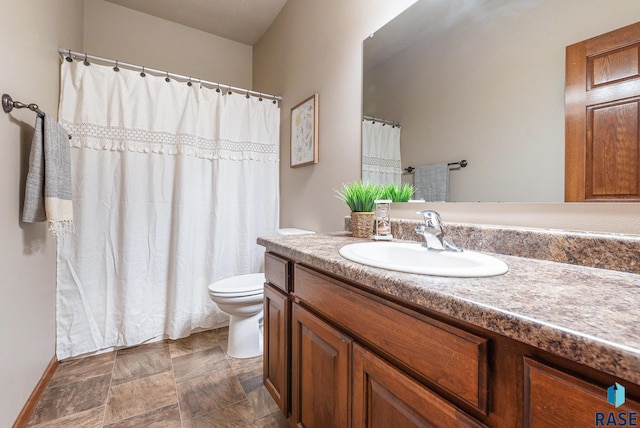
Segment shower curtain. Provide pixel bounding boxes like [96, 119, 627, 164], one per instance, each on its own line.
[362, 119, 402, 185]
[56, 60, 280, 359]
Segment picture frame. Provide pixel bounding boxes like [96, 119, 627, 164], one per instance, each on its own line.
[290, 93, 319, 167]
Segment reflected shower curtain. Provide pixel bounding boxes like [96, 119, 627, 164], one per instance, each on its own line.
[56, 60, 280, 359]
[362, 120, 402, 185]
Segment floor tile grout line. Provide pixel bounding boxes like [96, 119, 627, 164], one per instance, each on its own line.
[100, 351, 118, 428]
[167, 342, 187, 428]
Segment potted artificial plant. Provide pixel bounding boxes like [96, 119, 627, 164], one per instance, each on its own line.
[335, 181, 382, 238]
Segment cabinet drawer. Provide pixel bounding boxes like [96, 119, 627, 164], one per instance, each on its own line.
[294, 265, 489, 413]
[265, 252, 291, 292]
[524, 357, 640, 427]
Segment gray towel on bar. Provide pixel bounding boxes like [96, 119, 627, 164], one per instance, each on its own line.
[414, 163, 449, 202]
[23, 114, 74, 235]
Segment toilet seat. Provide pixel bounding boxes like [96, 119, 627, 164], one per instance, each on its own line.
[208, 273, 265, 296]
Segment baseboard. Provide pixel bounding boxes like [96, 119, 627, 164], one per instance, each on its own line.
[12, 355, 58, 428]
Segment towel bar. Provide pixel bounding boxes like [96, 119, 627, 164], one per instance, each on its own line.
[404, 160, 467, 174]
[2, 94, 44, 117]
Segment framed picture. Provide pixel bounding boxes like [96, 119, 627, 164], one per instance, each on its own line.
[290, 94, 318, 167]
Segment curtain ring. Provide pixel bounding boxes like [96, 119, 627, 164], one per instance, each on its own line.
[272, 99, 277, 104]
[65, 49, 73, 62]
[187, 77, 192, 87]
[216, 83, 221, 93]
[165, 72, 170, 83]
[113, 60, 120, 72]
[83, 53, 90, 66]
[258, 93, 263, 102]
[140, 66, 146, 77]
[245, 91, 250, 99]
[227, 86, 232, 95]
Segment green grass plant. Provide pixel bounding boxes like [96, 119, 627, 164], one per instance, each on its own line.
[335, 181, 382, 212]
[380, 183, 415, 202]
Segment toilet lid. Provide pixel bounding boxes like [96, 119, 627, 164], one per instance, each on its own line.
[208, 273, 266, 295]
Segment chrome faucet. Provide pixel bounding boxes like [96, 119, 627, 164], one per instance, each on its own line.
[415, 210, 462, 252]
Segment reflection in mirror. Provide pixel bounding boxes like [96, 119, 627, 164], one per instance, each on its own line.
[362, 116, 402, 185]
[363, 0, 640, 202]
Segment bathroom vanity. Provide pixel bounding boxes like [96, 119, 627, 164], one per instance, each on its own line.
[259, 231, 640, 427]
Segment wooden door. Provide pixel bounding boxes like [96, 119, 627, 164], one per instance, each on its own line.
[263, 283, 290, 416]
[566, 21, 640, 201]
[352, 343, 486, 428]
[291, 303, 352, 428]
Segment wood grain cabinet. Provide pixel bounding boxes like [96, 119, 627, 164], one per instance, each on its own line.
[291, 303, 352, 428]
[263, 253, 292, 417]
[524, 357, 640, 428]
[263, 251, 640, 427]
[353, 343, 486, 428]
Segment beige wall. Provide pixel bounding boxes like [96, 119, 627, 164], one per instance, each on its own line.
[254, 0, 417, 233]
[83, 0, 253, 88]
[255, 0, 640, 235]
[365, 0, 640, 203]
[0, 1, 84, 425]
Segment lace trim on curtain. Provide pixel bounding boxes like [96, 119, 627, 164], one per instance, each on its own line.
[362, 156, 402, 174]
[62, 121, 279, 162]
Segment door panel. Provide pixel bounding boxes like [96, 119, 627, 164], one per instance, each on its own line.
[566, 21, 640, 201]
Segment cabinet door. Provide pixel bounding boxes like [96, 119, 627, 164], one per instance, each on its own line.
[524, 357, 640, 427]
[291, 303, 352, 428]
[263, 283, 290, 416]
[353, 343, 487, 428]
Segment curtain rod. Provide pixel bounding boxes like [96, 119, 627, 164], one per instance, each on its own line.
[362, 115, 401, 127]
[58, 48, 283, 102]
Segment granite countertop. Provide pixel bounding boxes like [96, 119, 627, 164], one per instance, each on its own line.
[258, 232, 640, 384]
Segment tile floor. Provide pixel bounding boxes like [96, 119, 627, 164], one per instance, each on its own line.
[27, 327, 289, 427]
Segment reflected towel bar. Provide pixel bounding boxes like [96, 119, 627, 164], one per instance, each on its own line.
[404, 160, 467, 173]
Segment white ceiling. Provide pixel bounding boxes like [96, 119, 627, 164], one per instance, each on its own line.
[105, 0, 288, 46]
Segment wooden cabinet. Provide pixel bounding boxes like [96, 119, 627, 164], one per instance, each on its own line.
[263, 283, 290, 416]
[353, 343, 486, 428]
[263, 252, 292, 417]
[291, 303, 352, 428]
[263, 251, 640, 427]
[524, 357, 640, 428]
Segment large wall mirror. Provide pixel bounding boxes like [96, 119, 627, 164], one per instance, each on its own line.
[362, 0, 640, 202]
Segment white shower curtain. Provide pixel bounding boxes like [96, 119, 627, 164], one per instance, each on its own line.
[56, 60, 280, 359]
[362, 120, 402, 185]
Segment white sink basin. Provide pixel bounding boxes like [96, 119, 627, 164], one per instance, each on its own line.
[339, 242, 508, 277]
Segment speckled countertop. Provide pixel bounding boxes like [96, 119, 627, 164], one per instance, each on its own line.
[257, 232, 640, 384]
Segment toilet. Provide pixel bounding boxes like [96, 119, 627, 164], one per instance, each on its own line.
[208, 227, 314, 358]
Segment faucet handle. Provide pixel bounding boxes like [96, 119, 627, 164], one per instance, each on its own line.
[416, 210, 442, 229]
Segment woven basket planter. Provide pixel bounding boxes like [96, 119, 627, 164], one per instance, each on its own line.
[351, 212, 375, 238]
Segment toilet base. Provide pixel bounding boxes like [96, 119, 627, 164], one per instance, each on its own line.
[226, 310, 264, 359]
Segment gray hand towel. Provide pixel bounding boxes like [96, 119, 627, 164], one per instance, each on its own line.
[23, 114, 74, 235]
[414, 163, 449, 202]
